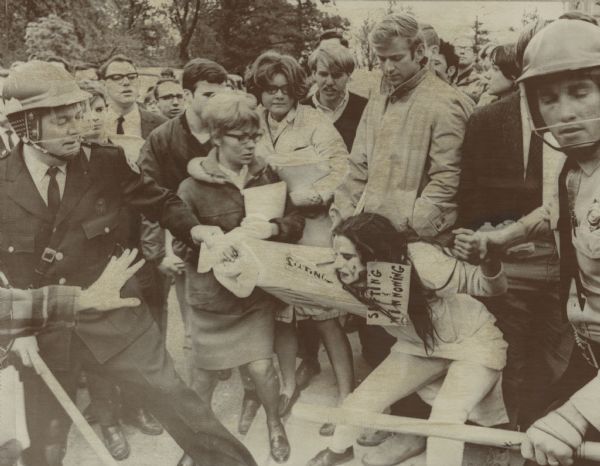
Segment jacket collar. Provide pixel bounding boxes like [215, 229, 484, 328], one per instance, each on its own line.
[199, 148, 268, 184]
[386, 67, 428, 103]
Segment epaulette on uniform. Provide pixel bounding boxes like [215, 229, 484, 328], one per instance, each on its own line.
[0, 149, 10, 159]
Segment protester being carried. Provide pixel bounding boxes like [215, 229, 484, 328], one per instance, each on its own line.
[174, 91, 305, 464]
[307, 213, 508, 466]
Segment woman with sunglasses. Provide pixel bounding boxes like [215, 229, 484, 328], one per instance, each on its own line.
[245, 51, 353, 435]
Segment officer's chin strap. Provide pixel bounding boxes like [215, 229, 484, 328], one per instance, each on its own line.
[533, 118, 600, 153]
[22, 136, 82, 162]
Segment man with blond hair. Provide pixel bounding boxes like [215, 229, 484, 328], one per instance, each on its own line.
[324, 14, 473, 466]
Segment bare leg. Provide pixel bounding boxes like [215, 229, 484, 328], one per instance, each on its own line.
[244, 359, 280, 423]
[190, 366, 219, 406]
[274, 319, 298, 398]
[316, 318, 354, 402]
[426, 361, 501, 466]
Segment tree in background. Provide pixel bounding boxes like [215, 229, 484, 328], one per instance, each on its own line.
[471, 15, 490, 55]
[355, 15, 377, 70]
[25, 14, 84, 61]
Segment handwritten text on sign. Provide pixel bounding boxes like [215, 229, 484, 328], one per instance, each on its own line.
[366, 262, 411, 326]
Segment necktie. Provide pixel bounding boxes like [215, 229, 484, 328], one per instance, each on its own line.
[5, 129, 14, 150]
[116, 115, 125, 135]
[47, 166, 61, 217]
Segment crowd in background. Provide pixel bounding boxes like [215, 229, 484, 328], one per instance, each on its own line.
[2, 8, 600, 466]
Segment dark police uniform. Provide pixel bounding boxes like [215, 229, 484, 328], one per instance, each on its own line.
[0, 142, 256, 466]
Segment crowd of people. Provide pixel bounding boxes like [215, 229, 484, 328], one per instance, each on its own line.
[1, 8, 600, 466]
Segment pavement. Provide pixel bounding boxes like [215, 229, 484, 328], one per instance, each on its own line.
[64, 289, 525, 466]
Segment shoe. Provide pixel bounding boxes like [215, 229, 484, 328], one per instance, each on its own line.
[357, 430, 392, 447]
[268, 421, 290, 463]
[238, 393, 261, 435]
[83, 404, 97, 424]
[278, 388, 300, 417]
[101, 425, 130, 461]
[217, 369, 232, 381]
[306, 447, 354, 466]
[177, 452, 196, 466]
[319, 422, 336, 436]
[361, 434, 426, 466]
[124, 408, 163, 436]
[295, 359, 321, 391]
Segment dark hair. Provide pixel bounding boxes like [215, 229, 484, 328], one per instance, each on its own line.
[439, 39, 459, 82]
[78, 79, 107, 104]
[182, 58, 228, 93]
[245, 51, 308, 104]
[333, 213, 437, 354]
[490, 43, 519, 81]
[515, 19, 552, 74]
[153, 78, 181, 100]
[319, 30, 349, 48]
[160, 67, 177, 79]
[46, 55, 71, 73]
[98, 54, 136, 80]
[559, 10, 598, 25]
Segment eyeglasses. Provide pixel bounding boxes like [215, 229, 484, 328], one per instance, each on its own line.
[105, 73, 139, 82]
[263, 85, 290, 96]
[158, 93, 184, 101]
[224, 132, 262, 144]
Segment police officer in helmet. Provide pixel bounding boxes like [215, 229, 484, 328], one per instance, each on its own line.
[1, 61, 254, 466]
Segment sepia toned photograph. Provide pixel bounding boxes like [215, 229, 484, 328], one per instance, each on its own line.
[1, 1, 600, 465]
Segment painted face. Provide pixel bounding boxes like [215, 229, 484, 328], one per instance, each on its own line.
[87, 96, 107, 140]
[536, 76, 600, 151]
[333, 235, 366, 285]
[103, 61, 140, 106]
[39, 103, 86, 158]
[156, 81, 186, 119]
[215, 126, 261, 171]
[261, 73, 294, 122]
[314, 61, 350, 107]
[374, 36, 423, 89]
[188, 80, 226, 119]
[486, 64, 513, 97]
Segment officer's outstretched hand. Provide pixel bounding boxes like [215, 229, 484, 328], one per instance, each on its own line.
[77, 249, 145, 312]
[521, 401, 588, 466]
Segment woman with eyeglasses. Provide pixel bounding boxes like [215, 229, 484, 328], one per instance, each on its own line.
[174, 92, 305, 463]
[245, 50, 353, 435]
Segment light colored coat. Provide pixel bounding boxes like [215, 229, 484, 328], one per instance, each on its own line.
[332, 68, 474, 239]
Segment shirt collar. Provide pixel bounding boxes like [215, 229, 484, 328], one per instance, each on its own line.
[22, 146, 67, 184]
[577, 151, 600, 177]
[386, 67, 428, 101]
[313, 89, 349, 111]
[108, 103, 140, 122]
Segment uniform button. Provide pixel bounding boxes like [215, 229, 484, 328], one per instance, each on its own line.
[7, 246, 14, 253]
[55, 252, 64, 261]
[52, 227, 57, 233]
[58, 278, 67, 285]
[104, 227, 110, 233]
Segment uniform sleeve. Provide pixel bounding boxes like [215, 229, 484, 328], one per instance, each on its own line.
[570, 373, 600, 431]
[115, 146, 198, 248]
[331, 105, 370, 220]
[0, 285, 80, 338]
[456, 112, 484, 229]
[308, 113, 350, 203]
[408, 242, 507, 298]
[412, 95, 474, 238]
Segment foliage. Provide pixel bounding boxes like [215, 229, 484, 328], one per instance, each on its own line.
[355, 15, 378, 71]
[25, 14, 84, 61]
[471, 15, 490, 55]
[521, 7, 541, 27]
